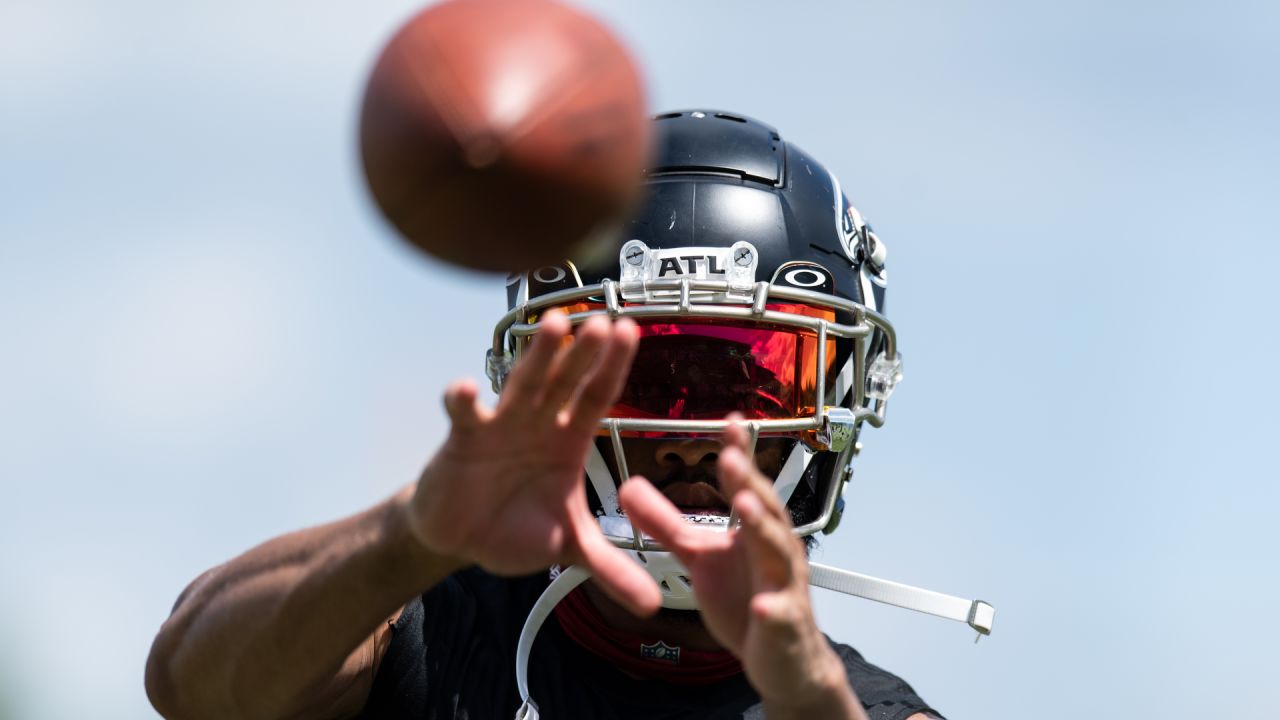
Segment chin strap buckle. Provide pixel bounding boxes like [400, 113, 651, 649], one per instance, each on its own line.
[817, 407, 857, 452]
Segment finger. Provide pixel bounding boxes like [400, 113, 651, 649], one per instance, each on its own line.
[566, 318, 639, 434]
[721, 413, 751, 452]
[571, 512, 662, 617]
[498, 310, 569, 410]
[718, 445, 789, 524]
[443, 378, 488, 430]
[619, 477, 729, 556]
[538, 315, 610, 415]
[734, 489, 800, 590]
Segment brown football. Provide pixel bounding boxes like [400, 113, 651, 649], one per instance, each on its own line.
[359, 0, 650, 272]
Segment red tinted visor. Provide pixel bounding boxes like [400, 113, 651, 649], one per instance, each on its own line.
[537, 303, 837, 423]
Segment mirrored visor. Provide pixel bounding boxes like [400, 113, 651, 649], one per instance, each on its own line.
[534, 302, 837, 423]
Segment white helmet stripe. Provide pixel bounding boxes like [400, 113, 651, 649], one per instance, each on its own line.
[827, 169, 858, 264]
[585, 442, 620, 515]
[833, 355, 855, 405]
[773, 441, 815, 507]
[859, 265, 877, 312]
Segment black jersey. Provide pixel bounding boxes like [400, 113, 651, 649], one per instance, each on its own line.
[360, 568, 941, 720]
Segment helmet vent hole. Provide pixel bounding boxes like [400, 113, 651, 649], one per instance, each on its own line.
[654, 112, 683, 120]
[714, 112, 747, 123]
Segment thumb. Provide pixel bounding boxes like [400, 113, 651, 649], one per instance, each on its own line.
[443, 379, 485, 430]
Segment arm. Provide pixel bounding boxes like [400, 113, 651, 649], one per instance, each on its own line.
[145, 488, 462, 720]
[146, 312, 658, 720]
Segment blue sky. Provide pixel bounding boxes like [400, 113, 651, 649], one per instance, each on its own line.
[2, 1, 1278, 718]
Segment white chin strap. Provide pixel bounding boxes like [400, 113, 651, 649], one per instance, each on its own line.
[806, 562, 995, 638]
[514, 566, 590, 720]
[512, 559, 995, 720]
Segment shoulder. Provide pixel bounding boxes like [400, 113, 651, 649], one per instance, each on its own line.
[394, 568, 549, 651]
[359, 569, 549, 720]
[451, 566, 550, 605]
[826, 638, 944, 720]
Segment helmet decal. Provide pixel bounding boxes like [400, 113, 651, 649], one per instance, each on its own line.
[527, 260, 583, 296]
[772, 261, 835, 294]
[618, 239, 759, 303]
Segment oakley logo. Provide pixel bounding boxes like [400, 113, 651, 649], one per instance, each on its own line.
[772, 262, 834, 293]
[656, 255, 726, 277]
[783, 268, 826, 287]
[533, 266, 567, 284]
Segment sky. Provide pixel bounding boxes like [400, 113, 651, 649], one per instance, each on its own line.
[2, 0, 1279, 718]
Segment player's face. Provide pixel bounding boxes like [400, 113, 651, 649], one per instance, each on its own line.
[616, 438, 789, 512]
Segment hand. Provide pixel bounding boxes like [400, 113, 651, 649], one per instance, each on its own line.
[406, 310, 661, 617]
[619, 420, 862, 716]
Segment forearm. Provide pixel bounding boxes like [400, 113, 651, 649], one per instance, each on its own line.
[146, 486, 465, 720]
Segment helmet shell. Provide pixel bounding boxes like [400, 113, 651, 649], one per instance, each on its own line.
[571, 110, 870, 309]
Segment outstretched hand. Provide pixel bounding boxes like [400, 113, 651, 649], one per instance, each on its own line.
[619, 420, 860, 714]
[405, 310, 661, 617]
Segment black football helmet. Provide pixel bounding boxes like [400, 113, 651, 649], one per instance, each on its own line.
[488, 110, 902, 608]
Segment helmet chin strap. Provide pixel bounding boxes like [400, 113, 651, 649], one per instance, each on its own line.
[528, 436, 993, 720]
[514, 565, 589, 720]
[512, 557, 995, 720]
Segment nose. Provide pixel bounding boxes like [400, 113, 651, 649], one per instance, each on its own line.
[654, 439, 721, 469]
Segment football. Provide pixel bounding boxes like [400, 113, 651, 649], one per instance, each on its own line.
[359, 0, 650, 272]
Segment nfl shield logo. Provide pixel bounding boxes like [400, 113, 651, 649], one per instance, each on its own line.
[640, 640, 680, 664]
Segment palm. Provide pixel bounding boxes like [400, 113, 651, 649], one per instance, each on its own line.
[680, 530, 821, 697]
[407, 311, 660, 616]
[420, 404, 599, 573]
